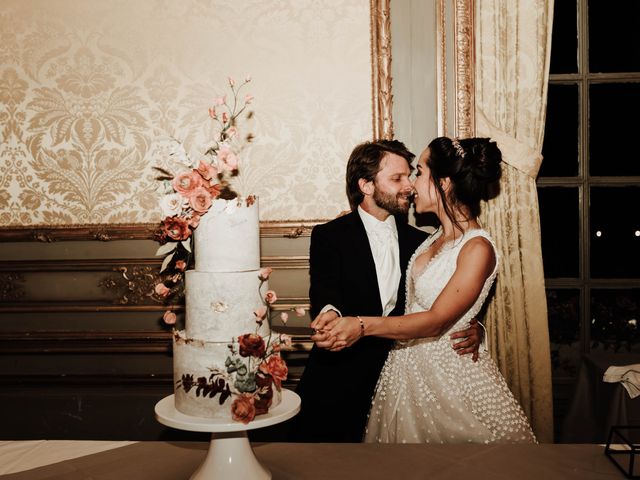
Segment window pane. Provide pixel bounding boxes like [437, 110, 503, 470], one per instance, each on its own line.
[589, 83, 640, 176]
[550, 0, 578, 74]
[591, 289, 640, 353]
[540, 84, 579, 177]
[589, 1, 640, 73]
[548, 289, 581, 377]
[538, 187, 579, 277]
[590, 187, 640, 278]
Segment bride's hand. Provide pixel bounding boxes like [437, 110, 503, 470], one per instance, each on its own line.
[328, 316, 361, 352]
[450, 317, 482, 362]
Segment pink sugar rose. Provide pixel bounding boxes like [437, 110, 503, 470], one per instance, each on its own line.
[208, 107, 217, 119]
[163, 310, 177, 325]
[280, 312, 289, 324]
[231, 393, 256, 424]
[217, 146, 238, 171]
[172, 170, 203, 197]
[253, 306, 267, 323]
[259, 355, 288, 390]
[258, 267, 273, 281]
[175, 260, 186, 271]
[244, 94, 254, 104]
[294, 307, 306, 317]
[196, 159, 218, 181]
[222, 111, 229, 123]
[188, 186, 213, 214]
[264, 290, 277, 304]
[155, 283, 170, 297]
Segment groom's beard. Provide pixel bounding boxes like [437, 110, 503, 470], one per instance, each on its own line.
[373, 188, 411, 215]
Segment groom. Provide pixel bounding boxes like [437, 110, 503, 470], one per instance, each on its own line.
[289, 139, 481, 442]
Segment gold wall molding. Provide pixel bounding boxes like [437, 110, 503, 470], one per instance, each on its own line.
[436, 0, 475, 138]
[0, 221, 323, 242]
[436, 0, 448, 136]
[0, 330, 312, 354]
[370, 0, 394, 140]
[0, 331, 172, 353]
[454, 0, 475, 138]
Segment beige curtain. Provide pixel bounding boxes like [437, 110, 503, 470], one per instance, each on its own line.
[475, 0, 555, 442]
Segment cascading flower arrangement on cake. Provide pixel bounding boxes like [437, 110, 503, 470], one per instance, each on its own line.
[152, 77, 300, 423]
[153, 75, 255, 308]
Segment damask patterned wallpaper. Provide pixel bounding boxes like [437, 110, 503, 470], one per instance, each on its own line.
[0, 0, 372, 225]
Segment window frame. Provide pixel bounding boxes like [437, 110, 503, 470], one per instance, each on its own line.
[538, 0, 640, 382]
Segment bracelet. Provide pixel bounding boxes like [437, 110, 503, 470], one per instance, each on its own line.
[357, 315, 365, 337]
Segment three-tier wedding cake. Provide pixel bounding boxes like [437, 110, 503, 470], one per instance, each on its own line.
[172, 197, 284, 421]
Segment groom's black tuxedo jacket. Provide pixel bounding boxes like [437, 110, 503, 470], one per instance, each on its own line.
[290, 210, 427, 442]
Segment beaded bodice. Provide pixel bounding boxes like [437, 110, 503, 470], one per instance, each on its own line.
[405, 228, 498, 336]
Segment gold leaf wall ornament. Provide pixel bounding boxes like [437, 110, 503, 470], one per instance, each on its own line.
[0, 272, 26, 301]
[99, 266, 183, 306]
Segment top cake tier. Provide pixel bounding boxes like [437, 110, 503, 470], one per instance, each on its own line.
[193, 197, 260, 272]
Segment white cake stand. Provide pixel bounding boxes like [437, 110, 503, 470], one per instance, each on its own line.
[155, 389, 300, 480]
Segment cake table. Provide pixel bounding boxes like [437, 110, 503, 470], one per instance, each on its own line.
[155, 389, 300, 479]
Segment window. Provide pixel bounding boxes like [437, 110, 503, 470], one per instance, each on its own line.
[539, 0, 640, 427]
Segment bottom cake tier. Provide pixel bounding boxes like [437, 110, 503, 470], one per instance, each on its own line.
[173, 330, 282, 420]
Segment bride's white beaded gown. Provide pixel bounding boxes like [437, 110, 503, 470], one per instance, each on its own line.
[364, 229, 536, 444]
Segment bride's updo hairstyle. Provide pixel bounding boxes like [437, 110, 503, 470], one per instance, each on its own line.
[427, 136, 502, 221]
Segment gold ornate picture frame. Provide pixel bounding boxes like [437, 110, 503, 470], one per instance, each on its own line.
[1, 0, 395, 241]
[436, 0, 475, 139]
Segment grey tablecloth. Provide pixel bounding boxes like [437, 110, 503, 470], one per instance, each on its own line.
[562, 352, 640, 443]
[0, 441, 621, 480]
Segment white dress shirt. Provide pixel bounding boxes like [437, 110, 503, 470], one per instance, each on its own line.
[357, 206, 401, 316]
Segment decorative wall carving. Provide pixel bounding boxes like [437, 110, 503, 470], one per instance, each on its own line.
[370, 0, 394, 140]
[454, 0, 476, 138]
[436, 0, 475, 138]
[99, 266, 168, 306]
[0, 222, 319, 242]
[0, 272, 25, 301]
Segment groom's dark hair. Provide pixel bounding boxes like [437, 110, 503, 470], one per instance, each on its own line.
[345, 139, 415, 210]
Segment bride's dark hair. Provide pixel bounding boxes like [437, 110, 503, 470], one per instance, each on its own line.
[426, 137, 502, 227]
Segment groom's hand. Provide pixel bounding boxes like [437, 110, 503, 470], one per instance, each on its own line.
[311, 310, 340, 349]
[450, 317, 483, 362]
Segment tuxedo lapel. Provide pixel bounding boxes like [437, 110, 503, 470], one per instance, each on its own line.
[396, 220, 412, 272]
[344, 212, 383, 314]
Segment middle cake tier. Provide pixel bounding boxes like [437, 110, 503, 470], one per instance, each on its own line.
[185, 269, 270, 341]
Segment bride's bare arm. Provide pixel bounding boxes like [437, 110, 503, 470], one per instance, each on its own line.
[324, 237, 496, 347]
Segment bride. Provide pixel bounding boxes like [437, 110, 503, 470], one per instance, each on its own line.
[314, 137, 536, 444]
